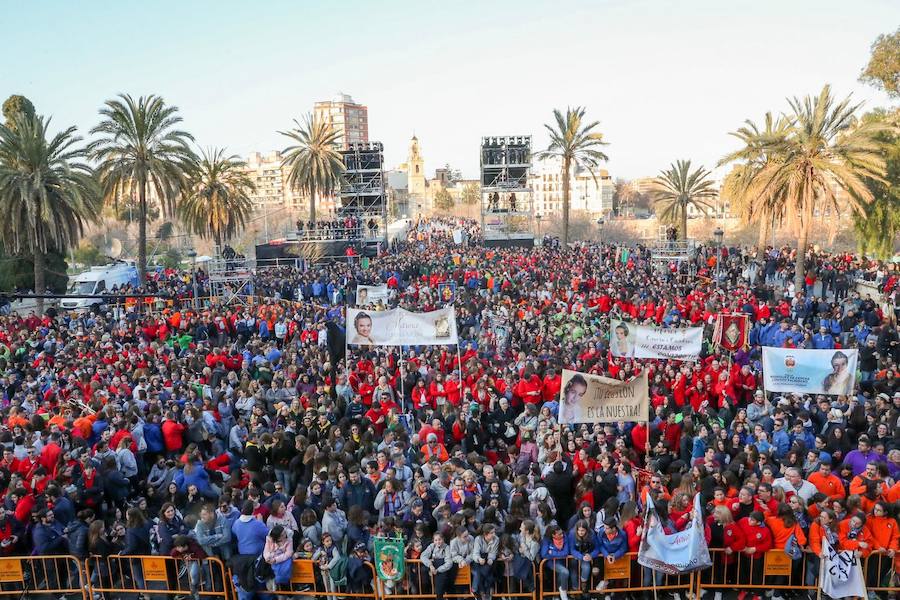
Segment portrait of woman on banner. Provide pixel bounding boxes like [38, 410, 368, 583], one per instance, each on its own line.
[559, 374, 588, 424]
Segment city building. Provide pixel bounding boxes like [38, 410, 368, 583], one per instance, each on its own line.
[528, 156, 614, 217]
[384, 135, 480, 218]
[313, 93, 369, 150]
[241, 151, 305, 210]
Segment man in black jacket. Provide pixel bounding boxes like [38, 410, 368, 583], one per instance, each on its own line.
[543, 460, 574, 527]
[337, 466, 376, 514]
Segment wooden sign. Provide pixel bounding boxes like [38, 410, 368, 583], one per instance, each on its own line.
[763, 550, 791, 577]
[0, 559, 22, 583]
[142, 557, 168, 581]
[455, 565, 471, 585]
[604, 556, 632, 580]
[291, 560, 316, 584]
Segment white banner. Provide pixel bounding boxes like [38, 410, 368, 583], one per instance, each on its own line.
[347, 307, 458, 347]
[558, 370, 649, 424]
[356, 284, 390, 306]
[821, 537, 867, 599]
[637, 493, 712, 575]
[609, 319, 703, 360]
[761, 347, 858, 396]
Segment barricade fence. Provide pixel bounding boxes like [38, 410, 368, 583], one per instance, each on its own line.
[3, 552, 899, 600]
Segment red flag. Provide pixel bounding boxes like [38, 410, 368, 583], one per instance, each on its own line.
[713, 313, 749, 352]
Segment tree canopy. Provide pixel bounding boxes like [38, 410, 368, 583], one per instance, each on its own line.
[861, 27, 900, 98]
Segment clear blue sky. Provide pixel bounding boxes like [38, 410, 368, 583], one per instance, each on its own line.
[1, 0, 897, 180]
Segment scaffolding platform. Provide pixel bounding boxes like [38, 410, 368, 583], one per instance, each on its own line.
[480, 136, 535, 243]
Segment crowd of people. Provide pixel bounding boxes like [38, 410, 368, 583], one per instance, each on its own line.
[4, 217, 900, 600]
[294, 217, 381, 241]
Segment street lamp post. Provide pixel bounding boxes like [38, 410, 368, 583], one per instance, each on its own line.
[713, 227, 724, 281]
[597, 218, 605, 245]
[187, 249, 198, 309]
[535, 213, 542, 237]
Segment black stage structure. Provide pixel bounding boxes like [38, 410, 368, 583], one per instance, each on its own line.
[480, 136, 535, 248]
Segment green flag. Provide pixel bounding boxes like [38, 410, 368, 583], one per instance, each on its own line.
[361, 257, 370, 270]
[373, 536, 405, 581]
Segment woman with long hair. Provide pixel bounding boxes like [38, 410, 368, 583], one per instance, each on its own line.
[704, 505, 745, 588]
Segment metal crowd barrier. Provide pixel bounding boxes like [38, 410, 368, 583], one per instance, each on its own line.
[539, 554, 691, 598]
[84, 555, 230, 600]
[378, 559, 535, 600]
[3, 550, 899, 600]
[272, 559, 377, 599]
[0, 555, 84, 600]
[695, 549, 815, 598]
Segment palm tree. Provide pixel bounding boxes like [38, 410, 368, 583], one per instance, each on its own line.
[652, 160, 718, 239]
[741, 85, 889, 291]
[0, 113, 101, 312]
[280, 114, 344, 223]
[90, 94, 195, 283]
[179, 148, 255, 247]
[720, 113, 791, 254]
[537, 107, 609, 246]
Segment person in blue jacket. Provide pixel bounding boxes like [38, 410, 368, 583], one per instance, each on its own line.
[540, 525, 573, 600]
[231, 500, 269, 556]
[174, 460, 219, 500]
[597, 517, 628, 589]
[567, 520, 601, 592]
[813, 325, 835, 349]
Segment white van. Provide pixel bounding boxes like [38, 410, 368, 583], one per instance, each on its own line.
[61, 262, 139, 311]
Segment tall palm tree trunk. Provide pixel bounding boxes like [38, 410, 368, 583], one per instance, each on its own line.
[138, 178, 148, 284]
[756, 216, 769, 256]
[794, 197, 814, 293]
[562, 157, 571, 247]
[680, 200, 688, 240]
[33, 249, 45, 315]
[309, 189, 317, 224]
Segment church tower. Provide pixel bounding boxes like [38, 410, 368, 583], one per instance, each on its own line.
[407, 135, 426, 198]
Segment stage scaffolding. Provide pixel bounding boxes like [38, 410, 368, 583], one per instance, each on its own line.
[480, 136, 535, 246]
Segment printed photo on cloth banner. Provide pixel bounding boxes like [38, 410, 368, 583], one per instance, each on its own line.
[373, 536, 405, 581]
[557, 370, 649, 425]
[346, 307, 458, 347]
[356, 284, 390, 306]
[761, 347, 858, 396]
[821, 537, 866, 599]
[713, 313, 749, 352]
[609, 319, 703, 360]
[638, 493, 712, 575]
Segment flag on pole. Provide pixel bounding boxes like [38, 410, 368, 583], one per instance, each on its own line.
[821, 536, 867, 599]
[637, 493, 712, 575]
[712, 313, 749, 352]
[373, 536, 405, 582]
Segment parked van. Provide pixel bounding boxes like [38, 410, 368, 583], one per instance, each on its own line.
[61, 262, 139, 311]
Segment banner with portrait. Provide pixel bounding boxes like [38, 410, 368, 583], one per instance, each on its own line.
[346, 307, 458, 347]
[761, 347, 858, 396]
[356, 284, 390, 306]
[609, 319, 703, 361]
[557, 370, 649, 425]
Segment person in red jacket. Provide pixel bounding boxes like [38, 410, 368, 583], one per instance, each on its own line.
[541, 368, 562, 402]
[705, 504, 746, 587]
[737, 511, 772, 591]
[161, 412, 186, 455]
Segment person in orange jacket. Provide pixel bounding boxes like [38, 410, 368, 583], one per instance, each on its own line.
[807, 509, 840, 585]
[849, 462, 889, 498]
[807, 461, 846, 501]
[765, 504, 808, 550]
[864, 501, 899, 588]
[737, 511, 772, 589]
[838, 513, 873, 557]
